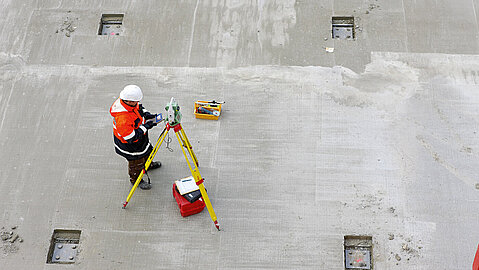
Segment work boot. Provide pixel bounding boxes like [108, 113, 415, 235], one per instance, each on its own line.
[138, 180, 151, 190]
[130, 179, 151, 190]
[148, 161, 161, 170]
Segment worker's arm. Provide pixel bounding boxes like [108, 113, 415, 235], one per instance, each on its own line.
[115, 115, 156, 143]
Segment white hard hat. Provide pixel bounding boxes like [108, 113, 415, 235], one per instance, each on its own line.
[120, 85, 143, 101]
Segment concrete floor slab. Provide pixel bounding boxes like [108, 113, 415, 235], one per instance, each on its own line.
[1, 1, 479, 269]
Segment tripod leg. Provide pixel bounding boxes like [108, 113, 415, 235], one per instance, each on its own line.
[144, 126, 169, 171]
[174, 130, 220, 230]
[122, 126, 169, 209]
[179, 128, 199, 167]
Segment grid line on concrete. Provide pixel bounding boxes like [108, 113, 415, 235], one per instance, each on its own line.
[401, 0, 410, 53]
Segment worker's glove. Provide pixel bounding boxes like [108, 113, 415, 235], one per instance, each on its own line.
[139, 104, 156, 120]
[143, 121, 158, 130]
[143, 111, 156, 120]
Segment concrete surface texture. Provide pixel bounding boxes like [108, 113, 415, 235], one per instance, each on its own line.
[0, 0, 478, 269]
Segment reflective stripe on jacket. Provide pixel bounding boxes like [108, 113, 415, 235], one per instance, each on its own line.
[110, 98, 152, 160]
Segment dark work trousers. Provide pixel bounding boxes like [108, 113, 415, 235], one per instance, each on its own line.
[128, 156, 147, 184]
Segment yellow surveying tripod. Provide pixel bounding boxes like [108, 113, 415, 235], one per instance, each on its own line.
[122, 98, 220, 231]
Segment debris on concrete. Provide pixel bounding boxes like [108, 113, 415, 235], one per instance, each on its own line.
[325, 47, 334, 53]
[56, 14, 78, 37]
[1, 226, 23, 255]
[401, 240, 420, 256]
[356, 192, 383, 210]
[0, 233, 10, 241]
[402, 243, 411, 252]
[388, 234, 422, 264]
[9, 234, 18, 243]
[365, 3, 380, 14]
[369, 4, 380, 11]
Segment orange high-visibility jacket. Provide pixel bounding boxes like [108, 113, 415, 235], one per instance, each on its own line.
[110, 98, 152, 160]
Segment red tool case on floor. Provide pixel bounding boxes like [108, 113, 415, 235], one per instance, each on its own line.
[172, 183, 205, 217]
[474, 243, 479, 270]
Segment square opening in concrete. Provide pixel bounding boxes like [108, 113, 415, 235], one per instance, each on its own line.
[332, 16, 355, 39]
[46, 229, 81, 264]
[344, 235, 373, 269]
[98, 14, 124, 36]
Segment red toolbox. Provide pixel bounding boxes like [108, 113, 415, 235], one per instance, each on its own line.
[172, 183, 205, 217]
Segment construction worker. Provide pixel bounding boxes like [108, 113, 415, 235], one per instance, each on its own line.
[110, 85, 161, 190]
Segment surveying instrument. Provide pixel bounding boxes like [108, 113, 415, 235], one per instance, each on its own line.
[122, 97, 220, 231]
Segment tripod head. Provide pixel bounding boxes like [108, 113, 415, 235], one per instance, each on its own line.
[165, 97, 182, 126]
